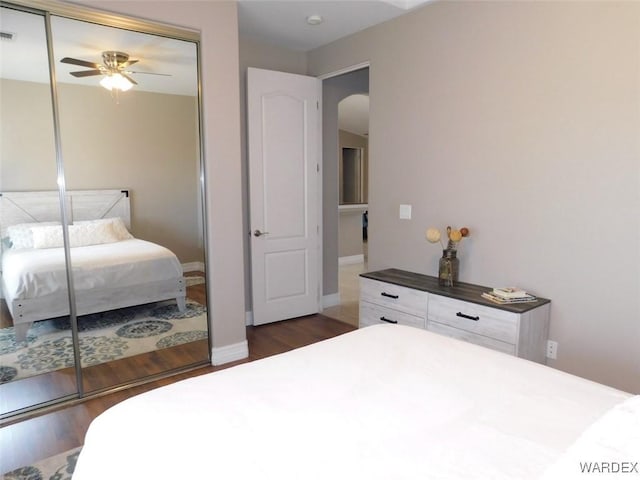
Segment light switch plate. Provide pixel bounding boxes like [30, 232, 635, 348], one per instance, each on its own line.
[399, 204, 412, 220]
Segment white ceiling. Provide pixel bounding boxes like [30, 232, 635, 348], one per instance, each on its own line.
[238, 0, 432, 52]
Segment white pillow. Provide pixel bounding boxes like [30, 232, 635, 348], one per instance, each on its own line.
[7, 222, 60, 249]
[32, 222, 121, 249]
[75, 217, 133, 241]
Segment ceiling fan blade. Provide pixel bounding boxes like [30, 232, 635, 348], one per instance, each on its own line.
[70, 70, 103, 77]
[122, 73, 138, 85]
[120, 59, 139, 68]
[61, 57, 101, 69]
[128, 71, 172, 77]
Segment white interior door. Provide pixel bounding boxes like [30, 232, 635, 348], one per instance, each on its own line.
[247, 67, 321, 325]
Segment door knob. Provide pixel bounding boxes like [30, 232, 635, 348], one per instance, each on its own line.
[254, 229, 269, 237]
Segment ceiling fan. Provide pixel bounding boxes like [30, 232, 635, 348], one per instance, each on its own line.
[61, 51, 169, 91]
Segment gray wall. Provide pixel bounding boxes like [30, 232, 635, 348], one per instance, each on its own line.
[338, 210, 365, 258]
[308, 1, 640, 393]
[1, 79, 202, 263]
[0, 80, 58, 191]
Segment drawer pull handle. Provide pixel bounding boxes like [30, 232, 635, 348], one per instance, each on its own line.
[381, 292, 399, 299]
[380, 316, 398, 324]
[456, 312, 479, 321]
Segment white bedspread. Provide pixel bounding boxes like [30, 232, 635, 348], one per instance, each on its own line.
[73, 325, 630, 480]
[2, 239, 182, 301]
[541, 395, 640, 479]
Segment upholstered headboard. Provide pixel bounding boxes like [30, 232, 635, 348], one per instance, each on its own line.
[0, 189, 131, 236]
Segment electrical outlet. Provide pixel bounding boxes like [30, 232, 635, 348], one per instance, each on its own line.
[546, 340, 558, 360]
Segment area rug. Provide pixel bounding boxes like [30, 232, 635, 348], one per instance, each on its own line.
[1, 446, 81, 480]
[0, 299, 207, 384]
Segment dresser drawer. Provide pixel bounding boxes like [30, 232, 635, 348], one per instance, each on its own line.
[427, 321, 516, 356]
[360, 277, 428, 317]
[427, 295, 518, 344]
[359, 301, 426, 329]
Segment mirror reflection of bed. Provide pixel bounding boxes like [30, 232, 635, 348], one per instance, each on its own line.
[0, 190, 209, 410]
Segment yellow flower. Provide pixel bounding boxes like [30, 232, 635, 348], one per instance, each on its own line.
[425, 228, 441, 243]
[449, 229, 462, 242]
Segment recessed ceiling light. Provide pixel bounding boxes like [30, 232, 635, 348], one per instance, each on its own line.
[306, 15, 323, 26]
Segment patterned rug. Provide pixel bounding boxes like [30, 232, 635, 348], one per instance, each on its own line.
[1, 446, 81, 480]
[0, 297, 207, 384]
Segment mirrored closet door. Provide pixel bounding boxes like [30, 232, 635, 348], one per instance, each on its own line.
[51, 14, 209, 394]
[0, 4, 79, 416]
[0, 2, 210, 418]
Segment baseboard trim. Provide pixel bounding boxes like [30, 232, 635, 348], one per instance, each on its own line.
[322, 293, 340, 308]
[182, 261, 205, 273]
[211, 340, 248, 366]
[338, 254, 364, 266]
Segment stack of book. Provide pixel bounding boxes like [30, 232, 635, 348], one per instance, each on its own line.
[481, 287, 537, 304]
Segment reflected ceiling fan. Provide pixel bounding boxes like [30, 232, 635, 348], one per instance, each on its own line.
[61, 51, 170, 91]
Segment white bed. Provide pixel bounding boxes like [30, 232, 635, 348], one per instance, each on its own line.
[0, 190, 186, 340]
[73, 324, 636, 480]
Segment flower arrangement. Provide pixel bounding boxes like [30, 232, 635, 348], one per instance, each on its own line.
[425, 225, 470, 286]
[425, 226, 470, 251]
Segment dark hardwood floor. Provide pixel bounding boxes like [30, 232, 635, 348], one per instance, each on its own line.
[0, 314, 355, 474]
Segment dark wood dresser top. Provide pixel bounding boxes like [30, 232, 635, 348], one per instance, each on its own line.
[360, 268, 550, 314]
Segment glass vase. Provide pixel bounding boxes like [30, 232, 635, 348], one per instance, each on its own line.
[438, 249, 459, 287]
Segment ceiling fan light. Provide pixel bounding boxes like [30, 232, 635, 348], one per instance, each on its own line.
[99, 76, 113, 91]
[100, 73, 133, 92]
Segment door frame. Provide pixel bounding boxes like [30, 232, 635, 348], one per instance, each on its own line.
[244, 61, 371, 324]
[317, 61, 371, 310]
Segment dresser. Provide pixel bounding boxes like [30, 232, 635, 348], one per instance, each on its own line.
[359, 269, 551, 363]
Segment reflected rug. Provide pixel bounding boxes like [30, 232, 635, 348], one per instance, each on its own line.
[0, 298, 207, 384]
[1, 446, 81, 480]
